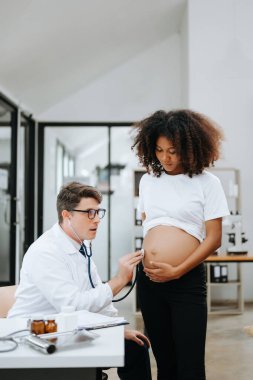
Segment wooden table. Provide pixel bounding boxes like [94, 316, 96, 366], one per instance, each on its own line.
[205, 254, 253, 314]
[206, 254, 253, 263]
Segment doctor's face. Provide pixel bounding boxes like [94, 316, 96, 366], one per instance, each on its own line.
[67, 197, 102, 242]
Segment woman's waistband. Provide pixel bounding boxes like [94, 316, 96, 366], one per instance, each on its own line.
[138, 261, 206, 289]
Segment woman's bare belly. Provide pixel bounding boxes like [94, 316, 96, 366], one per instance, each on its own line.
[143, 225, 200, 268]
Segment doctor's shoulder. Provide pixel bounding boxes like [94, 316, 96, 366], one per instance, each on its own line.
[23, 229, 60, 262]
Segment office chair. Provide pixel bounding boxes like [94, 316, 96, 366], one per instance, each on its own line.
[0, 285, 17, 317]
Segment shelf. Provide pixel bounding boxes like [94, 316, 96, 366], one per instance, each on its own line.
[208, 306, 243, 315]
[206, 262, 244, 314]
[207, 281, 240, 286]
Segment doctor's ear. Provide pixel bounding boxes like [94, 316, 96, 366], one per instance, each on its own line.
[62, 210, 71, 220]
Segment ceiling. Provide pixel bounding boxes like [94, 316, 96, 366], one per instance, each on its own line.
[0, 0, 186, 115]
[47, 127, 107, 154]
[47, 126, 132, 155]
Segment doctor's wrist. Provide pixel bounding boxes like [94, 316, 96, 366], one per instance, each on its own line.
[108, 275, 126, 296]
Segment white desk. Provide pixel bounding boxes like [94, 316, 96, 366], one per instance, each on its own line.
[0, 318, 124, 380]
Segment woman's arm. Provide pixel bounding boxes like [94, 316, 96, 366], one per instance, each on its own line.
[144, 218, 222, 282]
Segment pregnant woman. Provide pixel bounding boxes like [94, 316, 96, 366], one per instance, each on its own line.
[132, 109, 229, 380]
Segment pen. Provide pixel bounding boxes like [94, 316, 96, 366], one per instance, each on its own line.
[84, 321, 129, 331]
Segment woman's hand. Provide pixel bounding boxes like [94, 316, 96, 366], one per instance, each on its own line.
[144, 261, 180, 282]
[124, 329, 150, 347]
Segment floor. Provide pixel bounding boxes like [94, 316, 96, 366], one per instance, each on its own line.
[105, 288, 253, 379]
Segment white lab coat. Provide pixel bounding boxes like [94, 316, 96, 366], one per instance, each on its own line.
[8, 223, 117, 318]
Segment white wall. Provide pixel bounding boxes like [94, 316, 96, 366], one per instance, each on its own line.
[187, 0, 253, 300]
[38, 34, 182, 121]
[180, 2, 189, 107]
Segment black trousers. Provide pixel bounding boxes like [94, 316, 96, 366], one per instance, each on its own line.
[138, 263, 207, 380]
[101, 338, 152, 380]
[117, 339, 152, 380]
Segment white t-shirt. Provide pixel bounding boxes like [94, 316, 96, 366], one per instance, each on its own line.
[138, 170, 230, 242]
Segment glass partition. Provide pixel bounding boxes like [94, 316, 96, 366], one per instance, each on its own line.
[39, 123, 139, 281]
[43, 126, 109, 280]
[110, 127, 139, 276]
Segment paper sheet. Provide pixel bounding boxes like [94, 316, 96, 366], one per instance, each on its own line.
[76, 310, 127, 329]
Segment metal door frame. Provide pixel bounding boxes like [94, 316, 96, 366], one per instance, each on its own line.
[0, 93, 36, 285]
[21, 113, 36, 253]
[0, 93, 18, 285]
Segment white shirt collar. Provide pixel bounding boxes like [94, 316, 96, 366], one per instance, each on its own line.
[53, 223, 81, 254]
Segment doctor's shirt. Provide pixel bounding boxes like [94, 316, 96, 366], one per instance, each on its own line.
[8, 223, 117, 318]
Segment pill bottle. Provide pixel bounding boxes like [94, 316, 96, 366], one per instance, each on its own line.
[31, 315, 45, 335]
[57, 305, 77, 332]
[45, 316, 58, 333]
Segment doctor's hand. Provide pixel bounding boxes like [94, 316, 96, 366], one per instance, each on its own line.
[124, 329, 150, 347]
[118, 251, 143, 284]
[144, 261, 180, 282]
[108, 251, 143, 296]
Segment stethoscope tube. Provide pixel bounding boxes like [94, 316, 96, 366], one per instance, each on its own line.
[80, 242, 138, 302]
[112, 266, 139, 303]
[81, 243, 96, 289]
[70, 219, 138, 302]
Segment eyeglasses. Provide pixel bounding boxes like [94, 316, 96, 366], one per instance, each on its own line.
[71, 208, 106, 220]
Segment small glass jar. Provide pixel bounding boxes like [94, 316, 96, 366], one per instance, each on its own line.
[31, 315, 45, 335]
[45, 316, 57, 334]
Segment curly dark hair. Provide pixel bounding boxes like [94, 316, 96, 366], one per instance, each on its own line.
[131, 109, 224, 177]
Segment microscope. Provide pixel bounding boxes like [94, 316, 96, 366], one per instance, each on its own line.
[223, 212, 248, 255]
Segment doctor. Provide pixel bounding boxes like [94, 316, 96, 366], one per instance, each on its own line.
[8, 181, 151, 380]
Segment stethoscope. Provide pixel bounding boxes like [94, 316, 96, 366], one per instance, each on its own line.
[68, 219, 138, 303]
[79, 241, 139, 303]
[79, 241, 95, 289]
